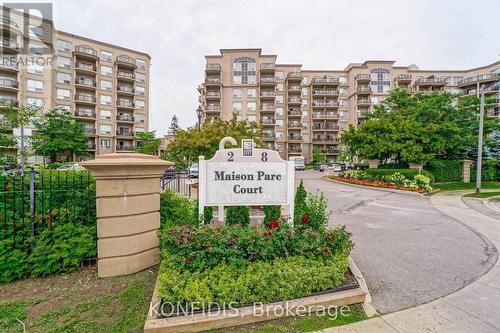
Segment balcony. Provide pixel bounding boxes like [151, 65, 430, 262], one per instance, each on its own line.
[74, 110, 96, 120]
[75, 78, 96, 89]
[259, 77, 276, 86]
[75, 94, 96, 105]
[0, 96, 17, 106]
[117, 71, 135, 81]
[73, 45, 98, 60]
[322, 149, 339, 155]
[0, 38, 18, 53]
[312, 124, 340, 131]
[86, 144, 96, 151]
[205, 63, 222, 73]
[287, 72, 302, 81]
[260, 91, 276, 98]
[356, 86, 372, 94]
[116, 130, 135, 138]
[288, 135, 302, 142]
[312, 101, 339, 108]
[288, 97, 302, 105]
[357, 99, 371, 106]
[288, 123, 303, 129]
[117, 100, 134, 109]
[355, 74, 371, 82]
[260, 63, 275, 72]
[262, 133, 276, 141]
[260, 119, 276, 126]
[116, 55, 137, 68]
[312, 112, 339, 119]
[288, 148, 302, 154]
[288, 85, 301, 92]
[117, 85, 135, 95]
[205, 105, 221, 113]
[75, 62, 97, 74]
[312, 89, 338, 96]
[312, 137, 338, 144]
[394, 74, 412, 83]
[0, 61, 18, 73]
[0, 78, 18, 91]
[116, 114, 135, 123]
[260, 105, 276, 112]
[288, 110, 302, 117]
[83, 128, 97, 136]
[0, 16, 21, 35]
[205, 91, 221, 99]
[312, 77, 339, 85]
[116, 145, 134, 151]
[457, 73, 500, 87]
[205, 77, 222, 86]
[415, 77, 447, 86]
[357, 111, 370, 118]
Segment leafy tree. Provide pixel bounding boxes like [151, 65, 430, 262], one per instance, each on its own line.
[165, 116, 262, 168]
[168, 115, 180, 135]
[32, 108, 88, 162]
[134, 131, 161, 155]
[312, 146, 326, 164]
[294, 180, 307, 223]
[341, 90, 499, 164]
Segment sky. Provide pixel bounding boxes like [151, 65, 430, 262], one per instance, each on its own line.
[39, 0, 500, 134]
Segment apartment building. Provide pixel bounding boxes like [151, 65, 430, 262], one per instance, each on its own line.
[0, 7, 150, 160]
[198, 48, 500, 163]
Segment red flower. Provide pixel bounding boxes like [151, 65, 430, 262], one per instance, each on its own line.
[264, 231, 273, 237]
[323, 247, 329, 256]
[184, 257, 193, 262]
[301, 214, 309, 224]
[268, 219, 279, 229]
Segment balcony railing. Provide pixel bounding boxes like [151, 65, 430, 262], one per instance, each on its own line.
[288, 123, 303, 129]
[287, 72, 302, 79]
[288, 85, 301, 91]
[260, 77, 276, 84]
[288, 110, 302, 116]
[260, 119, 276, 124]
[260, 63, 275, 70]
[75, 45, 97, 57]
[312, 124, 340, 130]
[355, 74, 371, 81]
[0, 78, 18, 88]
[116, 145, 134, 151]
[457, 73, 500, 86]
[0, 37, 18, 49]
[116, 55, 136, 65]
[288, 148, 302, 153]
[206, 63, 222, 71]
[312, 101, 339, 107]
[86, 144, 96, 151]
[260, 91, 276, 97]
[0, 97, 17, 105]
[312, 112, 338, 119]
[356, 86, 372, 92]
[357, 99, 371, 105]
[312, 137, 338, 143]
[117, 71, 135, 79]
[262, 133, 276, 140]
[205, 105, 221, 111]
[117, 85, 134, 93]
[312, 89, 338, 95]
[117, 100, 134, 108]
[394, 74, 412, 81]
[75, 62, 96, 72]
[357, 111, 370, 117]
[205, 77, 221, 84]
[260, 105, 276, 111]
[206, 91, 221, 97]
[116, 130, 134, 137]
[75, 110, 96, 118]
[75, 78, 96, 87]
[288, 98, 302, 103]
[75, 94, 96, 103]
[116, 114, 134, 122]
[312, 77, 339, 84]
[288, 136, 302, 141]
[415, 77, 447, 84]
[83, 128, 96, 134]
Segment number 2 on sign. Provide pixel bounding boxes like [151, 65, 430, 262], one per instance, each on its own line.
[227, 151, 234, 162]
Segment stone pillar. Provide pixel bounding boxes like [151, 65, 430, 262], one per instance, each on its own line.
[408, 162, 423, 170]
[462, 160, 473, 183]
[367, 160, 380, 169]
[81, 153, 173, 278]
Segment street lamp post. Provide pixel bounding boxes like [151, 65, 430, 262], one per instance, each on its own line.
[196, 105, 203, 131]
[476, 85, 485, 194]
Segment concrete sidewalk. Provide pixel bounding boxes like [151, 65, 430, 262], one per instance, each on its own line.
[323, 192, 500, 333]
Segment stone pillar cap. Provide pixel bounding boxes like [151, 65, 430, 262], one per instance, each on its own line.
[81, 153, 173, 167]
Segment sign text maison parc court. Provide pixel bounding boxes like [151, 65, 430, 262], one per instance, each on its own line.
[198, 138, 295, 223]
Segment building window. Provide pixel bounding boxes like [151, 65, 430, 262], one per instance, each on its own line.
[57, 89, 70, 100]
[100, 138, 111, 149]
[276, 84, 283, 92]
[247, 102, 256, 111]
[233, 57, 256, 84]
[276, 95, 283, 104]
[135, 86, 145, 96]
[276, 119, 284, 126]
[27, 79, 43, 92]
[136, 73, 145, 82]
[247, 88, 256, 97]
[27, 63, 43, 75]
[100, 80, 112, 90]
[247, 115, 256, 122]
[135, 127, 145, 133]
[370, 68, 390, 93]
[99, 125, 112, 135]
[276, 107, 283, 116]
[27, 42, 43, 55]
[136, 59, 146, 69]
[56, 72, 71, 84]
[57, 105, 71, 113]
[100, 65, 113, 76]
[339, 76, 347, 84]
[135, 100, 145, 109]
[57, 56, 71, 69]
[275, 71, 283, 79]
[28, 25, 43, 38]
[26, 97, 43, 107]
[57, 40, 71, 52]
[233, 88, 241, 98]
[302, 77, 308, 85]
[100, 95, 112, 105]
[100, 110, 112, 120]
[135, 114, 145, 123]
[233, 102, 242, 111]
[101, 51, 113, 62]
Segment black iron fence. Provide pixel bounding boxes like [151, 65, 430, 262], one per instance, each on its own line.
[0, 169, 96, 252]
[161, 169, 193, 197]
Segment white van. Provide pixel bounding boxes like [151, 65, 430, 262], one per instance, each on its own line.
[289, 156, 305, 171]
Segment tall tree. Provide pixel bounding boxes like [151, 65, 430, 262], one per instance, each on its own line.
[312, 146, 326, 164]
[168, 115, 180, 135]
[134, 131, 161, 155]
[32, 108, 88, 162]
[165, 116, 262, 168]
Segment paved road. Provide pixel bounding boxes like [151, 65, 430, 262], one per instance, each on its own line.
[296, 171, 497, 314]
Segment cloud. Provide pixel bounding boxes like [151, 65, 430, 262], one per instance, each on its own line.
[51, 0, 500, 135]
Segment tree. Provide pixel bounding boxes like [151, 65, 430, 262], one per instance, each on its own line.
[168, 115, 180, 135]
[312, 146, 326, 164]
[165, 116, 262, 168]
[32, 108, 88, 162]
[134, 131, 161, 155]
[341, 90, 499, 164]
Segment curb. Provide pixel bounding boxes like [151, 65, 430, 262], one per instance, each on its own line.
[348, 256, 378, 318]
[322, 176, 426, 197]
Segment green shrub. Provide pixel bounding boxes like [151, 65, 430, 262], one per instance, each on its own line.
[160, 189, 197, 228]
[158, 254, 349, 309]
[294, 180, 308, 223]
[225, 206, 250, 226]
[472, 159, 500, 182]
[29, 224, 96, 276]
[364, 168, 435, 184]
[0, 241, 29, 283]
[425, 160, 462, 182]
[296, 192, 329, 231]
[263, 205, 281, 224]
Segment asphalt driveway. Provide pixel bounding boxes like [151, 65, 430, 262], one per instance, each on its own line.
[296, 171, 497, 314]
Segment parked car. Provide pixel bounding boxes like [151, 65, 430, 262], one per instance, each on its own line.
[289, 156, 305, 171]
[57, 163, 80, 171]
[314, 164, 329, 172]
[189, 163, 199, 178]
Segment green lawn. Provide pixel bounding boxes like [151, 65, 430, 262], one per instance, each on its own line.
[433, 182, 500, 192]
[463, 191, 500, 199]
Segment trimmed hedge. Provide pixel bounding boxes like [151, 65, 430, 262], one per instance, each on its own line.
[472, 159, 500, 182]
[364, 168, 435, 184]
[425, 160, 462, 182]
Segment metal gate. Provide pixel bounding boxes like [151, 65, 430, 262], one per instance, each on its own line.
[160, 169, 192, 197]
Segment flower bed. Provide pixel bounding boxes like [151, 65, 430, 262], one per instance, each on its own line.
[329, 176, 426, 193]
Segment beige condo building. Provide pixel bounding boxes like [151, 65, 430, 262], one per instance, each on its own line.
[0, 7, 150, 161]
[198, 48, 500, 163]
